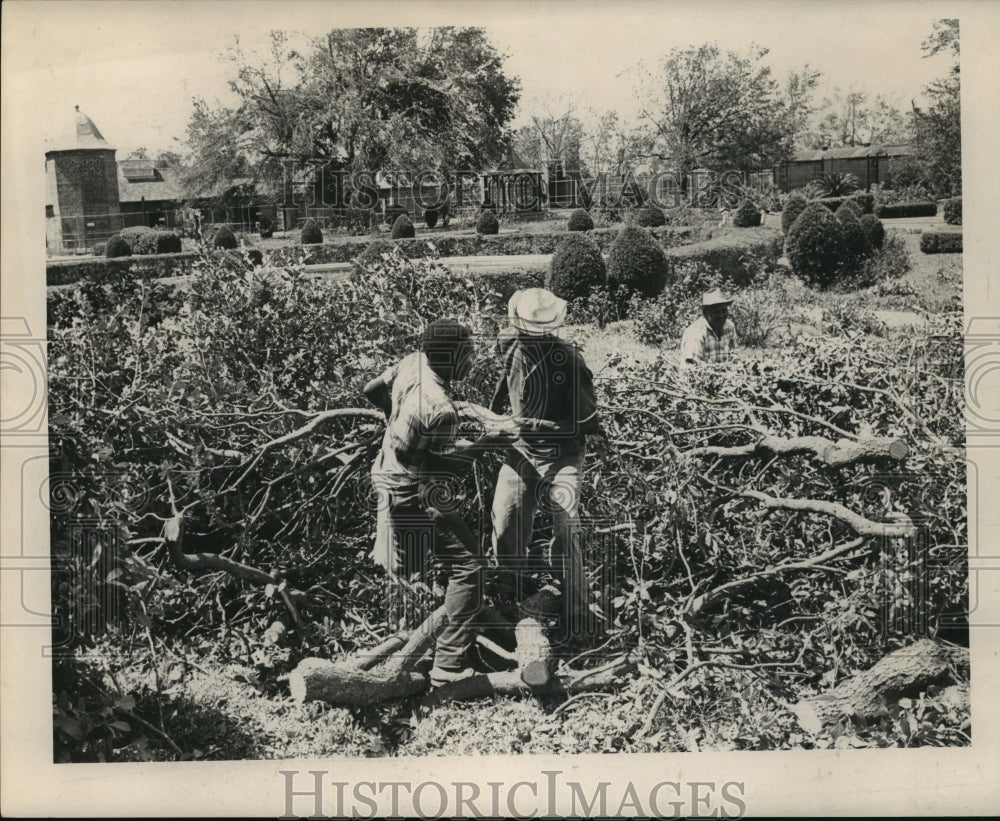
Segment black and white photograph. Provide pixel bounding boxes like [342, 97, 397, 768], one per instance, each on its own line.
[2, 0, 999, 816]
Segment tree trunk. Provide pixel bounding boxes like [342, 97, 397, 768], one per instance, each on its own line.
[791, 639, 967, 733]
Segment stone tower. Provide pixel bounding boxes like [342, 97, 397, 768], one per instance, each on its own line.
[45, 107, 121, 254]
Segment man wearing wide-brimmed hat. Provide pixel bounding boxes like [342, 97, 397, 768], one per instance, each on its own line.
[489, 288, 603, 637]
[680, 288, 737, 368]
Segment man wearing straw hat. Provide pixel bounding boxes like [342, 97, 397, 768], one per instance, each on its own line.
[489, 288, 603, 637]
[680, 288, 737, 368]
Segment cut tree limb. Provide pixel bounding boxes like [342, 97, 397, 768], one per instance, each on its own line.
[741, 490, 916, 538]
[791, 639, 969, 732]
[686, 435, 908, 467]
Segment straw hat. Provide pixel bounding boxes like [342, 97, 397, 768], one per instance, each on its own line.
[702, 288, 734, 307]
[510, 288, 567, 334]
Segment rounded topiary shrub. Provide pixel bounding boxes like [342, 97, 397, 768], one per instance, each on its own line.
[943, 196, 962, 226]
[607, 225, 670, 301]
[212, 225, 238, 250]
[858, 214, 885, 253]
[391, 214, 415, 239]
[567, 208, 594, 232]
[423, 208, 439, 229]
[781, 194, 809, 235]
[476, 209, 499, 235]
[546, 233, 607, 302]
[150, 230, 182, 254]
[105, 234, 132, 258]
[352, 238, 397, 280]
[786, 203, 852, 288]
[635, 206, 666, 228]
[835, 200, 864, 222]
[838, 213, 867, 267]
[732, 200, 762, 228]
[300, 218, 323, 245]
[258, 216, 274, 239]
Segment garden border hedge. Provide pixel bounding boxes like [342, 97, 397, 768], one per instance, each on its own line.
[874, 202, 938, 219]
[813, 194, 875, 215]
[663, 228, 784, 288]
[919, 231, 963, 254]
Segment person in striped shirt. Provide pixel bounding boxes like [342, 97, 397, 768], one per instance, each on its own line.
[680, 289, 737, 368]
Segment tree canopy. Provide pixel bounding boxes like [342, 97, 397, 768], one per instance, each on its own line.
[183, 28, 520, 201]
[911, 19, 960, 195]
[635, 44, 816, 180]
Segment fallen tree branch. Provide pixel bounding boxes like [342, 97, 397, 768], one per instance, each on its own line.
[685, 435, 908, 468]
[741, 490, 916, 539]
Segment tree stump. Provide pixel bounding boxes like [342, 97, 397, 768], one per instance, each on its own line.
[515, 588, 561, 688]
[791, 639, 967, 733]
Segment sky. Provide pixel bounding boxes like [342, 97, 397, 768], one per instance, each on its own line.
[2, 0, 965, 160]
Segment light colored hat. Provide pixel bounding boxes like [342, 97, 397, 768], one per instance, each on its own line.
[702, 288, 734, 307]
[510, 288, 567, 334]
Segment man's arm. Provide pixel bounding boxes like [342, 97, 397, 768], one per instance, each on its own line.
[363, 373, 392, 417]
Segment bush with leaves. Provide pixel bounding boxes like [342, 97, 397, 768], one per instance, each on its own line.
[731, 200, 762, 227]
[920, 231, 963, 254]
[858, 214, 886, 253]
[476, 209, 499, 235]
[546, 232, 607, 303]
[211, 225, 238, 249]
[390, 213, 415, 239]
[786, 203, 856, 288]
[606, 224, 671, 305]
[300, 218, 323, 245]
[781, 194, 809, 234]
[105, 235, 132, 258]
[635, 206, 667, 228]
[812, 172, 860, 198]
[567, 208, 594, 232]
[423, 208, 439, 229]
[943, 197, 962, 226]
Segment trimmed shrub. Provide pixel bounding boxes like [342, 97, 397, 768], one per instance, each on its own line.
[211, 225, 238, 250]
[943, 197, 962, 226]
[835, 201, 864, 222]
[118, 226, 182, 254]
[635, 206, 666, 228]
[814, 193, 874, 215]
[258, 216, 274, 239]
[920, 231, 963, 254]
[664, 230, 784, 290]
[105, 234, 132, 258]
[786, 203, 852, 288]
[874, 202, 938, 219]
[838, 212, 867, 267]
[423, 208, 439, 229]
[732, 200, 762, 227]
[352, 238, 398, 278]
[781, 194, 809, 234]
[300, 218, 323, 245]
[391, 214, 415, 239]
[476, 209, 499, 235]
[567, 208, 594, 232]
[546, 233, 607, 302]
[858, 214, 885, 253]
[606, 225, 670, 301]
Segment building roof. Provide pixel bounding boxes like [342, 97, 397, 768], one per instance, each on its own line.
[116, 163, 188, 204]
[45, 106, 115, 153]
[792, 144, 914, 162]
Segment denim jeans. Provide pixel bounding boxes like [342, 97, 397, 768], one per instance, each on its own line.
[372, 482, 484, 671]
[490, 448, 588, 623]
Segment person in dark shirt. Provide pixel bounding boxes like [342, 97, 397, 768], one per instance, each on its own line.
[489, 288, 603, 635]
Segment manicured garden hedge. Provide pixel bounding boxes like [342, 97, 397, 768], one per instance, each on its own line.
[663, 228, 784, 287]
[920, 231, 963, 254]
[874, 202, 938, 219]
[943, 197, 962, 226]
[813, 193, 875, 214]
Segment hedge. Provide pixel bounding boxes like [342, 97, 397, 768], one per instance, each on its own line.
[874, 202, 938, 219]
[663, 229, 784, 288]
[943, 197, 962, 226]
[919, 231, 963, 254]
[813, 193, 874, 214]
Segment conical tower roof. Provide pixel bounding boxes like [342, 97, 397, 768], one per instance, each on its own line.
[45, 106, 115, 153]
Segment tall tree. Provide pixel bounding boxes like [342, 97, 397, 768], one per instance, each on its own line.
[512, 96, 586, 172]
[911, 19, 960, 194]
[183, 28, 520, 200]
[635, 44, 812, 181]
[805, 88, 911, 149]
